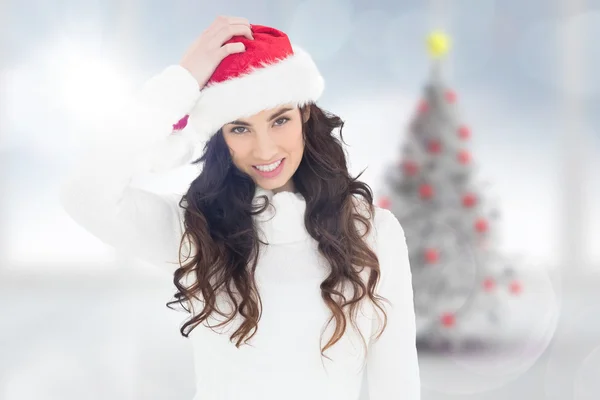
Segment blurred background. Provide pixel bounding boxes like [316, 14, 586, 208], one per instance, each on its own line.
[1, 0, 599, 399]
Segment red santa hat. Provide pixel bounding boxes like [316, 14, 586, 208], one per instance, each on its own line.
[148, 24, 325, 172]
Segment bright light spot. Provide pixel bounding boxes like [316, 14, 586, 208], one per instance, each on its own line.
[33, 34, 134, 122]
[58, 56, 133, 119]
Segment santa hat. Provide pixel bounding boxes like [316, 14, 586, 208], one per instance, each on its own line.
[148, 24, 325, 172]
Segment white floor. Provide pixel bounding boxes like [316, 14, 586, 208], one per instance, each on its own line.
[1, 267, 599, 400]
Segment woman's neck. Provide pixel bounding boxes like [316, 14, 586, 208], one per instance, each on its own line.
[271, 179, 296, 194]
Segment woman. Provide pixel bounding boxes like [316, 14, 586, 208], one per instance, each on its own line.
[60, 16, 420, 400]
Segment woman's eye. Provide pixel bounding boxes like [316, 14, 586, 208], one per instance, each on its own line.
[232, 127, 247, 134]
[274, 117, 289, 126]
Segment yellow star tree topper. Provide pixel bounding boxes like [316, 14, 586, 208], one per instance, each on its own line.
[427, 30, 451, 58]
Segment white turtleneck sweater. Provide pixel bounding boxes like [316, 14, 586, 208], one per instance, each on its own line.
[59, 65, 420, 400]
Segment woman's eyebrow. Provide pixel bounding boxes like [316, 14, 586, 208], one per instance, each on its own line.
[228, 119, 251, 126]
[267, 107, 293, 121]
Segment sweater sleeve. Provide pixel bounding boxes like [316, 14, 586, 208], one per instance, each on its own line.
[59, 65, 201, 274]
[367, 209, 421, 399]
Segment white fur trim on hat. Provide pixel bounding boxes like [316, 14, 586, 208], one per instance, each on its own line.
[187, 44, 324, 145]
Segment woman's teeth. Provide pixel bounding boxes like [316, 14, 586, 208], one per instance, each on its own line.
[254, 159, 282, 172]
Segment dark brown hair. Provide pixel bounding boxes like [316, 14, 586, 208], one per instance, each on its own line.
[166, 103, 389, 360]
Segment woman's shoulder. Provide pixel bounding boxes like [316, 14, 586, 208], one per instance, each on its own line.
[350, 194, 404, 245]
[372, 206, 405, 252]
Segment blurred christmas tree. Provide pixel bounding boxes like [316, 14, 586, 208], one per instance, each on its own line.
[377, 31, 523, 349]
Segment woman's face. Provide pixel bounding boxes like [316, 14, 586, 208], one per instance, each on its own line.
[222, 104, 309, 192]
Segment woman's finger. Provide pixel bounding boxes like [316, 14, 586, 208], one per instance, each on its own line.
[218, 42, 246, 60]
[204, 15, 250, 37]
[211, 24, 253, 48]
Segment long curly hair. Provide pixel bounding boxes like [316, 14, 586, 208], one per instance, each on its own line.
[166, 103, 389, 359]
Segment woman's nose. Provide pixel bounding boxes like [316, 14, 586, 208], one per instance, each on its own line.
[253, 131, 278, 160]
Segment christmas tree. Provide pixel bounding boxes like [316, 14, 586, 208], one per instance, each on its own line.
[377, 31, 523, 348]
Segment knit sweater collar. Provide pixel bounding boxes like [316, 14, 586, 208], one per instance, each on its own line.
[252, 186, 310, 244]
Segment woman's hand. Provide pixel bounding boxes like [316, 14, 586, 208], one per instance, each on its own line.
[179, 15, 253, 89]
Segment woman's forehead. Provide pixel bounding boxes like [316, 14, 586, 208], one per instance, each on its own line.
[230, 104, 299, 124]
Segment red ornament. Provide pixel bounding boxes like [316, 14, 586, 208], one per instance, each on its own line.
[458, 125, 471, 140]
[509, 280, 522, 295]
[419, 184, 434, 199]
[428, 139, 442, 154]
[417, 100, 429, 113]
[402, 160, 419, 176]
[457, 149, 471, 164]
[377, 197, 391, 209]
[424, 248, 439, 264]
[172, 115, 189, 131]
[445, 90, 457, 103]
[462, 192, 477, 208]
[440, 312, 456, 327]
[475, 217, 489, 233]
[483, 277, 496, 292]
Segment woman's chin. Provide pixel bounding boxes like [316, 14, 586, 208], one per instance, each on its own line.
[255, 177, 288, 191]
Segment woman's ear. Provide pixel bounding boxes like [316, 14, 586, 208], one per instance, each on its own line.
[301, 105, 311, 123]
